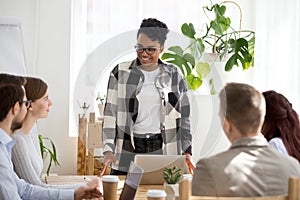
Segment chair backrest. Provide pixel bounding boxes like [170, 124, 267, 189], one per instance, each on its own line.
[182, 176, 300, 200]
[189, 196, 287, 200]
[288, 176, 300, 200]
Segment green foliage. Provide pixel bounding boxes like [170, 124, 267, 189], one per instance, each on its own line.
[163, 166, 183, 184]
[96, 93, 106, 104]
[39, 134, 60, 176]
[161, 2, 255, 91]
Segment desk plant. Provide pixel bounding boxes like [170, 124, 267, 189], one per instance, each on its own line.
[162, 1, 255, 92]
[163, 166, 183, 200]
[39, 134, 60, 175]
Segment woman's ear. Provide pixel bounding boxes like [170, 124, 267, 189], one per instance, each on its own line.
[27, 103, 33, 111]
[160, 45, 164, 53]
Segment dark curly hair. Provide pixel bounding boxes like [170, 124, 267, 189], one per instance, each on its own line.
[262, 90, 300, 162]
[137, 18, 169, 45]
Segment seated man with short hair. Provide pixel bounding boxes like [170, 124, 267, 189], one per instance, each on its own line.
[192, 82, 300, 197]
[0, 84, 102, 200]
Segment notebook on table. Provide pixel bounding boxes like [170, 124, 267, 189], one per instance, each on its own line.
[134, 155, 189, 185]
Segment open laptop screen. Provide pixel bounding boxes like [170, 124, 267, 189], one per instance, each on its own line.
[134, 155, 189, 185]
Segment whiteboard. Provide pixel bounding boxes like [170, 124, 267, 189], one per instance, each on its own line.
[0, 17, 27, 75]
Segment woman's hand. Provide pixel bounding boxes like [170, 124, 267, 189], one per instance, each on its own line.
[103, 151, 117, 166]
[74, 177, 103, 199]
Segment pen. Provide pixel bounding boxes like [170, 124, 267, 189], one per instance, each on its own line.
[99, 159, 110, 177]
[84, 177, 92, 182]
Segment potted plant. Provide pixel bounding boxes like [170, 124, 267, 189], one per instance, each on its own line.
[162, 1, 255, 93]
[38, 134, 60, 176]
[96, 92, 106, 118]
[163, 166, 183, 200]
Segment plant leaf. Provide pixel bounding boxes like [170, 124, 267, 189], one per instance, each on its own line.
[186, 74, 202, 90]
[168, 46, 183, 56]
[161, 49, 194, 76]
[38, 134, 60, 175]
[225, 54, 237, 71]
[183, 53, 195, 69]
[196, 38, 205, 54]
[196, 62, 210, 79]
[38, 135, 45, 158]
[211, 4, 231, 35]
[209, 78, 216, 95]
[181, 23, 196, 39]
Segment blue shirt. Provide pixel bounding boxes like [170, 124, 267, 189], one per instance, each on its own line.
[0, 128, 74, 199]
[269, 137, 289, 155]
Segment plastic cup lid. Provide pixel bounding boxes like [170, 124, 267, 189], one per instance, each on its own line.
[147, 189, 167, 197]
[182, 174, 193, 181]
[102, 175, 119, 182]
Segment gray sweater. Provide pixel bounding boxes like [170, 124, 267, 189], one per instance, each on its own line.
[11, 130, 83, 189]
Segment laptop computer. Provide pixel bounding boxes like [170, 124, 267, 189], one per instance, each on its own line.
[134, 155, 189, 185]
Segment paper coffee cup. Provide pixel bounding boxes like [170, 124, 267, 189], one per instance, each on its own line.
[102, 175, 119, 200]
[147, 189, 167, 200]
[179, 174, 192, 200]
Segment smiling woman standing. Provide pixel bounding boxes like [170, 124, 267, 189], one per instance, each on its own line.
[102, 18, 192, 175]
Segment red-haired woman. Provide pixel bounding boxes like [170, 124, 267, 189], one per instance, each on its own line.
[262, 90, 300, 162]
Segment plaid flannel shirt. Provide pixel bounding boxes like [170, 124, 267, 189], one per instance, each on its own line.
[102, 58, 192, 171]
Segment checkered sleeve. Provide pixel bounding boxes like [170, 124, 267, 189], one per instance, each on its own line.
[102, 65, 119, 153]
[178, 72, 192, 155]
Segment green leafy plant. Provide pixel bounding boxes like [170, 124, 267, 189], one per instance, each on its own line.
[161, 1, 255, 92]
[163, 166, 183, 184]
[38, 134, 60, 176]
[96, 93, 106, 104]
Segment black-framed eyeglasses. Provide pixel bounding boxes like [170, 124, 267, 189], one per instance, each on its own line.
[19, 100, 32, 109]
[134, 46, 161, 55]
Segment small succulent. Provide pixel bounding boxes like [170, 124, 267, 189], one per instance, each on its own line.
[163, 166, 183, 184]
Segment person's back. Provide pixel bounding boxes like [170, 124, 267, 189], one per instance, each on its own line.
[193, 135, 300, 196]
[192, 83, 300, 197]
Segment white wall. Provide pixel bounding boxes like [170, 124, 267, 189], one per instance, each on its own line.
[0, 0, 77, 175]
[0, 0, 257, 174]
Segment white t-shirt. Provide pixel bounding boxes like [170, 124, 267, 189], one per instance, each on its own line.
[133, 67, 161, 134]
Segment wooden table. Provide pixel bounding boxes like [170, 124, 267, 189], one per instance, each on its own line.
[45, 175, 164, 199]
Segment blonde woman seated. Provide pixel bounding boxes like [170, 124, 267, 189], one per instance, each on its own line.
[11, 76, 82, 189]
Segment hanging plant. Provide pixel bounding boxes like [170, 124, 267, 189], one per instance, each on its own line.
[162, 1, 255, 92]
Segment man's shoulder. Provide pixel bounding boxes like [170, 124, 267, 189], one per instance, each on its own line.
[270, 147, 300, 169]
[197, 146, 300, 174]
[196, 150, 230, 167]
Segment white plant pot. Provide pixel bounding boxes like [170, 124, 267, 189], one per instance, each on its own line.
[188, 91, 230, 163]
[201, 52, 253, 93]
[98, 104, 104, 117]
[163, 183, 179, 200]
